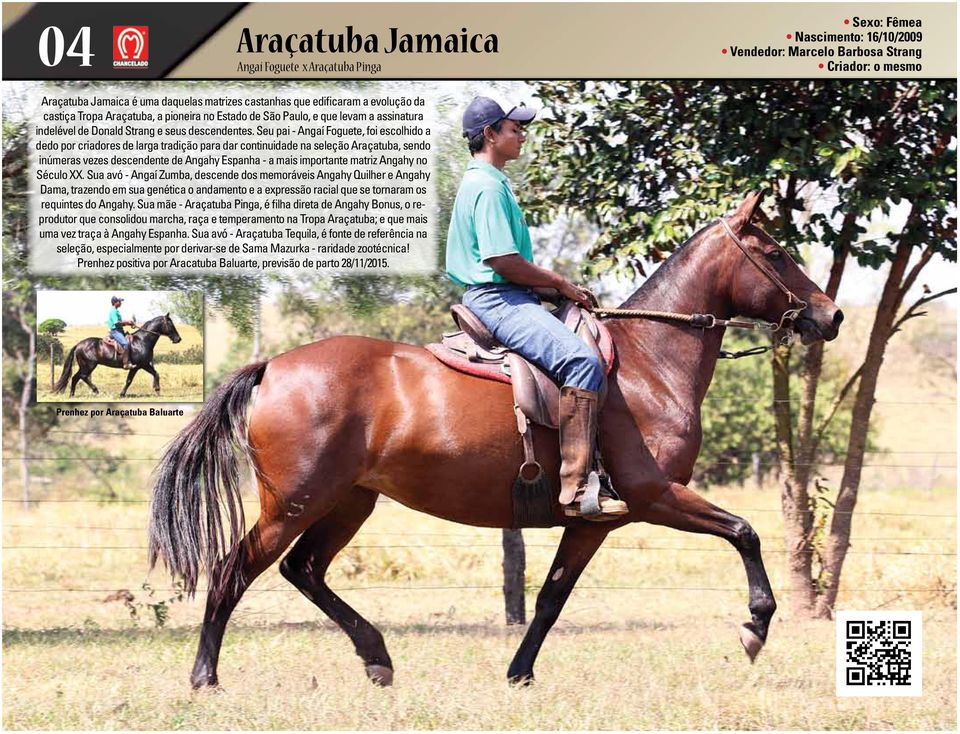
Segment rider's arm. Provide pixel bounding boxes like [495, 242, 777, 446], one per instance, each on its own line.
[485, 254, 594, 309]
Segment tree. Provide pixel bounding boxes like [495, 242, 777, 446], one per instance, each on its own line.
[523, 80, 956, 618]
[696, 332, 854, 489]
[38, 318, 67, 390]
[153, 292, 203, 328]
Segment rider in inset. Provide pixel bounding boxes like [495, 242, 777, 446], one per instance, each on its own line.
[445, 97, 628, 520]
[108, 295, 135, 369]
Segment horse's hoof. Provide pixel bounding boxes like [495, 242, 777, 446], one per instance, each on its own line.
[508, 673, 535, 687]
[738, 623, 764, 663]
[190, 674, 219, 690]
[365, 664, 393, 687]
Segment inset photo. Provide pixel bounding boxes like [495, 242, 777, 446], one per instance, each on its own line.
[36, 290, 204, 402]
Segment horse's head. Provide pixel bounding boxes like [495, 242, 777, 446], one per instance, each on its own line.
[720, 192, 843, 345]
[160, 313, 183, 344]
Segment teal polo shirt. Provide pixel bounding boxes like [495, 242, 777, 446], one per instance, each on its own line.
[445, 159, 533, 286]
[108, 307, 122, 330]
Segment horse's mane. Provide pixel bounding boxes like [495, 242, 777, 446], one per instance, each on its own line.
[130, 314, 167, 341]
[618, 221, 715, 309]
[141, 314, 166, 329]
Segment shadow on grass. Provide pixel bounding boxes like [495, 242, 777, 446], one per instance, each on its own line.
[3, 617, 680, 648]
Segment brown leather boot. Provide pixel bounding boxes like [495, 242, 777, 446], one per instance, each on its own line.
[558, 386, 628, 519]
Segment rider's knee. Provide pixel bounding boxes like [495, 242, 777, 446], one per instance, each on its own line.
[564, 352, 604, 392]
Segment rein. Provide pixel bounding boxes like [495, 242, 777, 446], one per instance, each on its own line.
[131, 323, 163, 337]
[592, 219, 807, 358]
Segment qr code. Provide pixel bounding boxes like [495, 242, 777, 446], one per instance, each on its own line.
[836, 610, 922, 697]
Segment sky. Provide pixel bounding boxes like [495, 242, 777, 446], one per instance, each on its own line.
[37, 290, 181, 327]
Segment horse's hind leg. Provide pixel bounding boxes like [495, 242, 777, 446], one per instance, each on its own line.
[191, 506, 310, 688]
[644, 482, 776, 661]
[279, 487, 394, 686]
[507, 524, 609, 684]
[76, 355, 99, 396]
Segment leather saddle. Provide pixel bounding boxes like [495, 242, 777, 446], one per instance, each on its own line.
[425, 300, 615, 430]
[103, 334, 122, 353]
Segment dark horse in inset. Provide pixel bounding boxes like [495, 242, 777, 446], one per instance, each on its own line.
[149, 193, 843, 689]
[54, 314, 183, 398]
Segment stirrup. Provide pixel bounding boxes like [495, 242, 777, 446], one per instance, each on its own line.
[562, 473, 628, 520]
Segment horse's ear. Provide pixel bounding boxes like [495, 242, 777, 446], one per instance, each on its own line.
[727, 190, 765, 232]
[166, 312, 170, 318]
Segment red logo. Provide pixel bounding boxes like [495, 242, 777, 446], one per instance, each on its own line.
[113, 26, 149, 68]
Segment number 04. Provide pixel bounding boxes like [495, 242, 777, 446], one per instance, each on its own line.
[39, 26, 94, 67]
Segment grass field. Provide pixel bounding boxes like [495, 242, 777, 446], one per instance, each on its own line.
[36, 324, 204, 403]
[2, 485, 955, 729]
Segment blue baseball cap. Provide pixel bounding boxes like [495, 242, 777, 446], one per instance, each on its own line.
[462, 97, 536, 139]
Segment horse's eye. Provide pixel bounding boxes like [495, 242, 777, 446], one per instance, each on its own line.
[765, 250, 783, 261]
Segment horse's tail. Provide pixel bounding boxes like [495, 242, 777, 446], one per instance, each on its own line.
[52, 345, 78, 393]
[148, 361, 268, 597]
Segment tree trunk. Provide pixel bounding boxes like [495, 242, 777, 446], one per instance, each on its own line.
[814, 239, 913, 618]
[776, 242, 848, 618]
[772, 341, 817, 614]
[501, 529, 526, 624]
[17, 307, 36, 510]
[49, 342, 55, 390]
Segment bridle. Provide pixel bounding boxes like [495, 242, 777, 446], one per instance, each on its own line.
[131, 319, 168, 338]
[593, 218, 809, 348]
[717, 218, 807, 332]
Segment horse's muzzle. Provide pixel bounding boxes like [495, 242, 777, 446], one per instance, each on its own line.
[794, 306, 843, 344]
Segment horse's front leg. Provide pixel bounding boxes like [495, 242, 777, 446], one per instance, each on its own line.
[119, 367, 139, 398]
[644, 482, 776, 661]
[141, 363, 161, 394]
[507, 523, 610, 684]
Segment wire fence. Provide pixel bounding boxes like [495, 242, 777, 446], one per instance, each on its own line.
[2, 497, 954, 519]
[4, 425, 954, 604]
[4, 455, 956, 470]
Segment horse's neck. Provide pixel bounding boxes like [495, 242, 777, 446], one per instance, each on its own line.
[138, 322, 161, 347]
[611, 233, 732, 409]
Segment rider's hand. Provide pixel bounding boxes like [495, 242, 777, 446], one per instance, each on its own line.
[558, 280, 596, 310]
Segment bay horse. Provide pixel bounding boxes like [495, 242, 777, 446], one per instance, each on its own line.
[148, 192, 843, 689]
[53, 314, 182, 398]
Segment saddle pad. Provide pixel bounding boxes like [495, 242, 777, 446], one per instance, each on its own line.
[425, 318, 616, 384]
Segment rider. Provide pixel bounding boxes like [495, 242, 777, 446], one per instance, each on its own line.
[108, 295, 135, 369]
[445, 97, 628, 520]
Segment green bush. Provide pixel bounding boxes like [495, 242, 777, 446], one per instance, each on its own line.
[152, 345, 203, 365]
[37, 334, 64, 363]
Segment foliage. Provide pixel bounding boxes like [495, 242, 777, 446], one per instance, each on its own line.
[523, 80, 956, 278]
[696, 333, 858, 488]
[36, 334, 64, 364]
[117, 582, 186, 628]
[38, 318, 66, 335]
[152, 345, 204, 365]
[152, 292, 204, 328]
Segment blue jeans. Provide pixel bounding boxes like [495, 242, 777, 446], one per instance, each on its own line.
[110, 329, 129, 348]
[462, 283, 603, 391]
